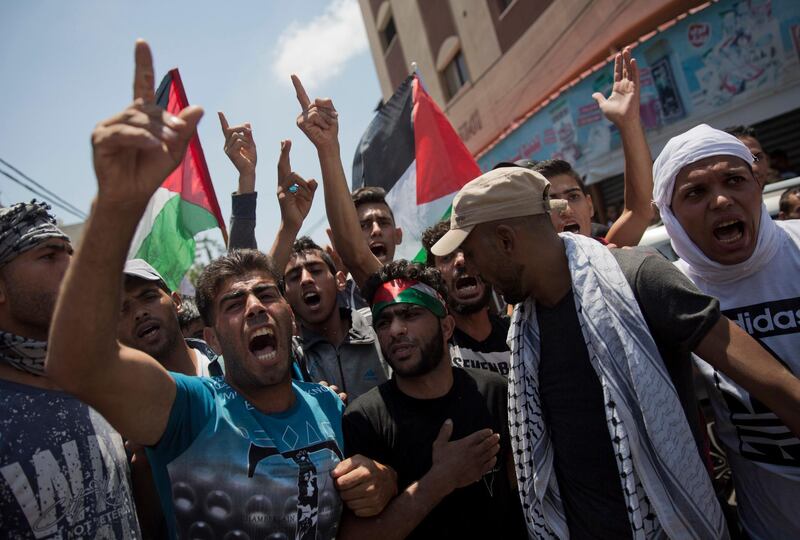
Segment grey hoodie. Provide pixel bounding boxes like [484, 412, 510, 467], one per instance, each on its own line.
[297, 308, 390, 401]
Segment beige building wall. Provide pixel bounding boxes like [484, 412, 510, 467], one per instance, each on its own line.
[359, 0, 705, 156]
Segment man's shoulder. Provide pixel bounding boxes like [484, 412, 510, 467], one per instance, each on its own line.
[610, 246, 665, 274]
[345, 379, 393, 415]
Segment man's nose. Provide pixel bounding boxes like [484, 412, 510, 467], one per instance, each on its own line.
[710, 189, 734, 210]
[370, 220, 382, 237]
[300, 267, 315, 285]
[454, 250, 466, 268]
[244, 293, 267, 319]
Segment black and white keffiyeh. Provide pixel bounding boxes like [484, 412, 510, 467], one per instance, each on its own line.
[0, 331, 47, 375]
[508, 233, 727, 539]
[0, 200, 69, 267]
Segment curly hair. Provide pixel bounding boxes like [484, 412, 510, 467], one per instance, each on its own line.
[361, 259, 448, 306]
[420, 220, 451, 267]
[195, 249, 283, 325]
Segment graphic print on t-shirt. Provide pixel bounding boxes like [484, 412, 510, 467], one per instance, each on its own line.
[160, 378, 344, 540]
[0, 383, 139, 540]
[720, 296, 800, 467]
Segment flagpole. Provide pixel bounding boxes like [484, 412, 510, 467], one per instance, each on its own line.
[410, 61, 425, 90]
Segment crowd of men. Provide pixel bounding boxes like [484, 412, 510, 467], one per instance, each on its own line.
[1, 40, 798, 540]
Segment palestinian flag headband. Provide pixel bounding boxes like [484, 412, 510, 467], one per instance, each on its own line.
[371, 278, 447, 320]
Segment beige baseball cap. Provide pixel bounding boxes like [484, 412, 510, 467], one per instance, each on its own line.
[431, 167, 566, 256]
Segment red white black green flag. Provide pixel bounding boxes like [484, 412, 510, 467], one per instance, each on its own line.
[128, 68, 227, 290]
[352, 74, 480, 261]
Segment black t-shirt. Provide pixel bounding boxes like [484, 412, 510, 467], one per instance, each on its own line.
[343, 367, 526, 539]
[536, 247, 720, 540]
[450, 313, 511, 377]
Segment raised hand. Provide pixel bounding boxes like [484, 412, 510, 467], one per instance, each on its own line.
[277, 139, 317, 230]
[592, 46, 639, 127]
[430, 419, 500, 494]
[219, 112, 257, 191]
[292, 74, 339, 150]
[91, 40, 203, 209]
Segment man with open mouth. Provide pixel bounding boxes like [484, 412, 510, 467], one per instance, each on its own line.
[422, 221, 511, 378]
[653, 123, 800, 539]
[46, 40, 397, 540]
[284, 236, 390, 401]
[118, 259, 222, 378]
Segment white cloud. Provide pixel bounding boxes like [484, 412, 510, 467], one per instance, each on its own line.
[273, 0, 369, 89]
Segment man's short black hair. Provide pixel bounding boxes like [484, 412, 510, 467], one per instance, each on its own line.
[420, 220, 451, 267]
[195, 249, 283, 325]
[361, 260, 448, 307]
[724, 125, 758, 140]
[351, 186, 395, 220]
[532, 159, 587, 194]
[290, 236, 337, 276]
[779, 186, 800, 213]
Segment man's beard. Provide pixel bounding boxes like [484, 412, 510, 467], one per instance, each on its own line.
[385, 324, 445, 378]
[448, 284, 492, 315]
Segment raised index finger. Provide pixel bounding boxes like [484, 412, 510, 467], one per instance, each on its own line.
[291, 74, 312, 111]
[218, 111, 230, 134]
[133, 39, 156, 104]
[278, 139, 292, 180]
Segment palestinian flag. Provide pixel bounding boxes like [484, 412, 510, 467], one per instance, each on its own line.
[352, 74, 480, 262]
[128, 68, 227, 291]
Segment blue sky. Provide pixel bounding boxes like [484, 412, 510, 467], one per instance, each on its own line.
[0, 0, 382, 249]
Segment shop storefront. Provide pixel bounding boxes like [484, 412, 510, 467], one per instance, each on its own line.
[475, 0, 800, 217]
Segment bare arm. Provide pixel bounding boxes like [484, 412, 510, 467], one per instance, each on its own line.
[269, 139, 317, 272]
[338, 420, 500, 539]
[46, 40, 202, 445]
[695, 317, 800, 436]
[594, 47, 654, 247]
[292, 75, 381, 289]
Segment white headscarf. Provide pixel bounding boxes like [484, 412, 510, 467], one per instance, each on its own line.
[652, 124, 782, 284]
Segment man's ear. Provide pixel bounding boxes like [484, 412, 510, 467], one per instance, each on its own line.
[586, 194, 595, 217]
[441, 314, 456, 342]
[335, 271, 347, 291]
[203, 326, 221, 354]
[394, 227, 403, 246]
[779, 211, 786, 220]
[170, 291, 183, 311]
[494, 224, 516, 256]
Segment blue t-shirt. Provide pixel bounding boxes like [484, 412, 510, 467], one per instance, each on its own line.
[146, 374, 345, 539]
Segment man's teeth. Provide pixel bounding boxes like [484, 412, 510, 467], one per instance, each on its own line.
[256, 350, 276, 362]
[714, 220, 743, 243]
[252, 328, 274, 339]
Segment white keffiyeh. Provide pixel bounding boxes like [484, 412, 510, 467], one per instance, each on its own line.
[652, 123, 782, 284]
[508, 233, 728, 539]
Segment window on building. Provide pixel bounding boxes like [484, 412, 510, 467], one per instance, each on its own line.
[442, 51, 470, 100]
[381, 16, 397, 51]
